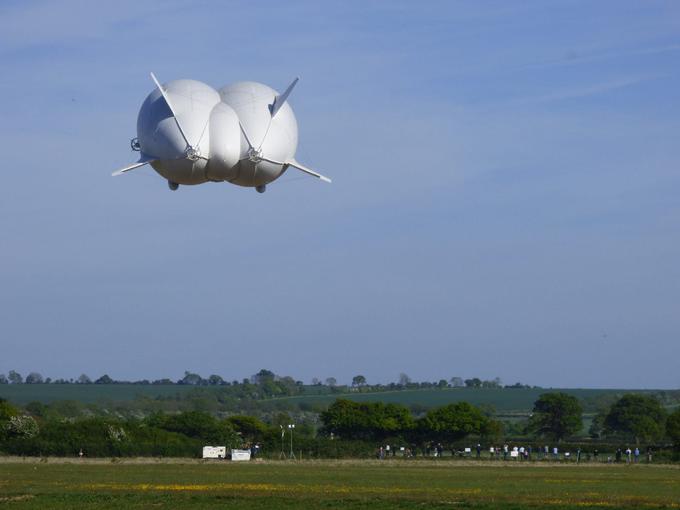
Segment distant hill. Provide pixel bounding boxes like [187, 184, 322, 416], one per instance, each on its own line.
[0, 384, 195, 405]
[2, 384, 676, 414]
[268, 387, 674, 413]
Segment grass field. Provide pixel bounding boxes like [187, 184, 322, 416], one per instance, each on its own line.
[272, 387, 664, 412]
[0, 384, 665, 412]
[0, 384, 195, 405]
[1, 458, 678, 509]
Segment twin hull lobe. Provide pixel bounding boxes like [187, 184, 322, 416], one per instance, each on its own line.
[137, 80, 298, 187]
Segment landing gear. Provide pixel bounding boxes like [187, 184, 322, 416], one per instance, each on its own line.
[256, 185, 266, 194]
[168, 181, 179, 191]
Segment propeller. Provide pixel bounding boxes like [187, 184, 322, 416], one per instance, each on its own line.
[112, 73, 208, 177]
[150, 72, 208, 161]
[237, 78, 331, 183]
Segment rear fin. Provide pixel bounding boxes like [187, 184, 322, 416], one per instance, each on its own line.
[269, 77, 299, 118]
[284, 159, 332, 183]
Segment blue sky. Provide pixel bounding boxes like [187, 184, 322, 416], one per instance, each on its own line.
[0, 1, 679, 388]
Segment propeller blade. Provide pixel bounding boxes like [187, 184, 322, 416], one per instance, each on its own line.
[239, 121, 255, 151]
[150, 72, 192, 151]
[236, 77, 331, 185]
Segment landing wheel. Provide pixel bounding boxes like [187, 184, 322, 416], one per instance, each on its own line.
[168, 181, 179, 191]
[256, 185, 266, 194]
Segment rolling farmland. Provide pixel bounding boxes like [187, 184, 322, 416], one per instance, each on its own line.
[0, 384, 196, 405]
[0, 384, 673, 413]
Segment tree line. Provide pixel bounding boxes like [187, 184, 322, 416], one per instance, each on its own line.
[0, 369, 528, 390]
[321, 392, 680, 447]
[2, 392, 680, 459]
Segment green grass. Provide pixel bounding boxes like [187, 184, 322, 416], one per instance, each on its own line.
[0, 384, 194, 405]
[0, 385, 673, 414]
[0, 459, 679, 509]
[273, 388, 662, 412]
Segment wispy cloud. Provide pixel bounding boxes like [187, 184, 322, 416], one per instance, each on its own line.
[518, 74, 665, 104]
[523, 44, 680, 71]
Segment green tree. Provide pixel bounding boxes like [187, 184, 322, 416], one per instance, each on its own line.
[464, 378, 482, 388]
[146, 411, 235, 444]
[588, 410, 606, 439]
[480, 418, 504, 442]
[418, 402, 488, 445]
[352, 375, 367, 387]
[398, 373, 411, 386]
[251, 369, 275, 384]
[0, 398, 18, 422]
[179, 371, 203, 386]
[207, 374, 224, 386]
[528, 392, 582, 441]
[450, 377, 464, 388]
[667, 408, 680, 448]
[227, 415, 269, 444]
[8, 370, 22, 384]
[0, 399, 19, 441]
[604, 394, 667, 444]
[5, 415, 39, 439]
[77, 374, 92, 384]
[95, 374, 114, 384]
[321, 399, 414, 440]
[25, 372, 43, 384]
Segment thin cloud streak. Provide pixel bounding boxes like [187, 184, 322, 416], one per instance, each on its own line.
[519, 74, 666, 104]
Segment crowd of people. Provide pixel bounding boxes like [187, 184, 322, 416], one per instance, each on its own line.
[375, 443, 654, 463]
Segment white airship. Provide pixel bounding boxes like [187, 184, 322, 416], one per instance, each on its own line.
[113, 73, 331, 193]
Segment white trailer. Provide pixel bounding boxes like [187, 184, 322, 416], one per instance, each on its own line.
[230, 449, 251, 461]
[202, 446, 226, 459]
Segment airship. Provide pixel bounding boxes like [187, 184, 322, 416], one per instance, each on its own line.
[113, 73, 331, 193]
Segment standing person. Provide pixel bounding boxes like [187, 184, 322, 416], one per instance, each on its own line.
[593, 449, 599, 462]
[576, 447, 581, 464]
[553, 446, 559, 460]
[634, 447, 640, 463]
[625, 447, 632, 464]
[647, 447, 653, 463]
[476, 443, 481, 458]
[489, 445, 495, 459]
[544, 445, 549, 459]
[615, 448, 622, 463]
[503, 444, 508, 460]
